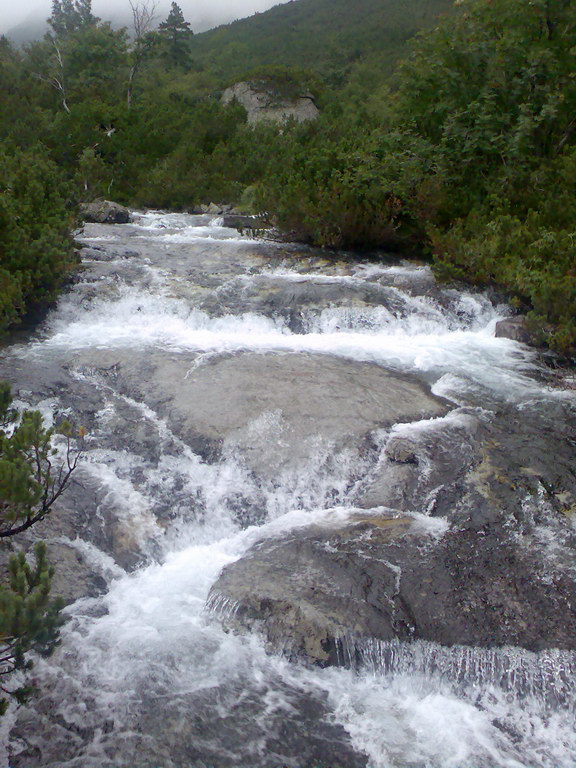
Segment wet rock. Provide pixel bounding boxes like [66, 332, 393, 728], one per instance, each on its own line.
[495, 315, 533, 344]
[210, 401, 576, 663]
[80, 200, 131, 224]
[357, 408, 481, 516]
[71, 349, 449, 475]
[200, 273, 408, 329]
[194, 203, 236, 215]
[220, 213, 270, 230]
[44, 541, 108, 604]
[209, 509, 576, 664]
[11, 676, 367, 768]
[385, 435, 419, 463]
[132, 684, 368, 768]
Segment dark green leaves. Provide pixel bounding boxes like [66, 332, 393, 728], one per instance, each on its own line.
[0, 542, 64, 713]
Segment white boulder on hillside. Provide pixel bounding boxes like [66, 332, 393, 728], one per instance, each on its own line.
[222, 81, 319, 124]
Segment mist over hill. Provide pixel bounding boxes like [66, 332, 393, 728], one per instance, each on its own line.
[2, 0, 288, 43]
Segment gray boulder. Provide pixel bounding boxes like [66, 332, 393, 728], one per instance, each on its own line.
[220, 214, 269, 230]
[80, 200, 131, 224]
[495, 315, 533, 344]
[209, 509, 576, 665]
[71, 349, 449, 475]
[209, 401, 576, 664]
[222, 81, 319, 125]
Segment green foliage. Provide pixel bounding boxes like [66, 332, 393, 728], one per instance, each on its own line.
[0, 542, 64, 714]
[396, 0, 576, 351]
[256, 0, 576, 352]
[395, 0, 576, 212]
[0, 146, 78, 331]
[63, 24, 128, 104]
[48, 0, 98, 38]
[0, 385, 81, 714]
[190, 0, 453, 83]
[431, 207, 576, 354]
[0, 383, 83, 538]
[0, 542, 64, 711]
[1, 0, 574, 350]
[259, 125, 439, 249]
[158, 2, 194, 70]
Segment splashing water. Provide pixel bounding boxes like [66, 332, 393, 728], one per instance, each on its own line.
[2, 211, 575, 768]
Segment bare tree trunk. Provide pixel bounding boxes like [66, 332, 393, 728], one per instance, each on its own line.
[127, 0, 158, 109]
[127, 64, 136, 109]
[34, 37, 70, 113]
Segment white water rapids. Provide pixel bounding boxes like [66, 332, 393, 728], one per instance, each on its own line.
[2, 212, 575, 768]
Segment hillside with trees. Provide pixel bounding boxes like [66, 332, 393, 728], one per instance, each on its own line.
[190, 0, 454, 83]
[0, 0, 575, 350]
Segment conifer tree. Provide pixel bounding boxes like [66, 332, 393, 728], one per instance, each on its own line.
[0, 543, 64, 714]
[158, 2, 193, 69]
[0, 383, 82, 713]
[0, 382, 83, 539]
[48, 0, 98, 37]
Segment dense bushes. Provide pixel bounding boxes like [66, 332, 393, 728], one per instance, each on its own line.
[256, 0, 576, 353]
[0, 0, 574, 351]
[432, 210, 575, 351]
[407, 0, 576, 353]
[0, 147, 78, 332]
[259, 127, 439, 249]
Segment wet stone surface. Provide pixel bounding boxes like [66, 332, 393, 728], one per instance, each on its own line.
[2, 212, 576, 768]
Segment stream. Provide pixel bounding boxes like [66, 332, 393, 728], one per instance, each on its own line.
[1, 211, 575, 768]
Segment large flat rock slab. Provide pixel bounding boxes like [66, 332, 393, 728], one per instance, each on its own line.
[71, 349, 450, 472]
[162, 351, 449, 441]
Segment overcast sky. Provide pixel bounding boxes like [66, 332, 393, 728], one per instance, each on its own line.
[0, 0, 287, 35]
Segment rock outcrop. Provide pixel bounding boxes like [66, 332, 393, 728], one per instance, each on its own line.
[222, 81, 319, 125]
[495, 315, 534, 344]
[69, 349, 449, 476]
[209, 511, 576, 665]
[209, 401, 576, 664]
[80, 200, 131, 224]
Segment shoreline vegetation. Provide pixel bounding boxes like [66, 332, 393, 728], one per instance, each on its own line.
[0, 0, 575, 356]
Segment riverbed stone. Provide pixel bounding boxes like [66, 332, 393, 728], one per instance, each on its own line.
[44, 541, 109, 603]
[494, 315, 533, 344]
[80, 200, 131, 224]
[70, 348, 449, 475]
[209, 508, 576, 664]
[209, 399, 576, 663]
[220, 213, 270, 230]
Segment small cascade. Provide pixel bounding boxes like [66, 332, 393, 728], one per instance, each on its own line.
[1, 210, 575, 768]
[335, 637, 576, 710]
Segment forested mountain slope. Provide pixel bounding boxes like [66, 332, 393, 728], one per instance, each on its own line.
[191, 0, 454, 82]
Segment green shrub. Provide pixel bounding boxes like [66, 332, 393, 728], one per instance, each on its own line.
[431, 209, 576, 354]
[0, 146, 78, 330]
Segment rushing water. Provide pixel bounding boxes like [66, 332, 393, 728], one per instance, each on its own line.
[2, 212, 575, 768]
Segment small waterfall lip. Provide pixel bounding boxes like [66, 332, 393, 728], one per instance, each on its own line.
[206, 584, 576, 712]
[204, 590, 243, 623]
[332, 635, 576, 710]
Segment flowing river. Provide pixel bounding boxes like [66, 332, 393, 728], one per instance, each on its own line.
[1, 212, 575, 768]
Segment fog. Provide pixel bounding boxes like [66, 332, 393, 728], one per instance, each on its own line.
[0, 0, 287, 36]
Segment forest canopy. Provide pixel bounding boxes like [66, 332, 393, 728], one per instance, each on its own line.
[0, 0, 574, 352]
